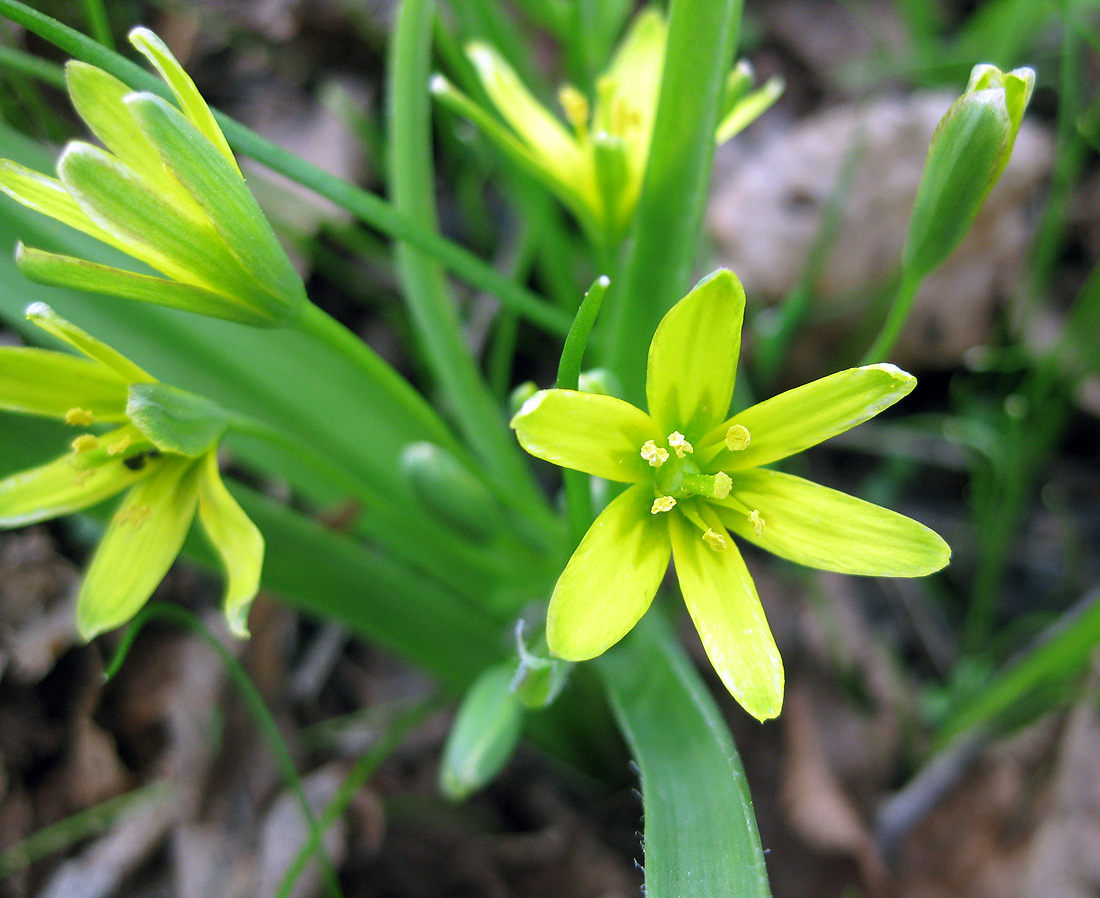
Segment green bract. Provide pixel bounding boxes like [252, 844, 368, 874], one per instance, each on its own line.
[431, 7, 781, 246]
[0, 27, 306, 326]
[511, 270, 950, 721]
[0, 304, 263, 640]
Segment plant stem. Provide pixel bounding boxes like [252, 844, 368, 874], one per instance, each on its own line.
[861, 265, 922, 364]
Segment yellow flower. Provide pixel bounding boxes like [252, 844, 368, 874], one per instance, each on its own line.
[0, 304, 263, 638]
[511, 270, 950, 720]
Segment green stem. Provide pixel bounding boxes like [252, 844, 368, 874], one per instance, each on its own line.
[80, 0, 114, 49]
[860, 265, 922, 364]
[0, 44, 66, 88]
[0, 0, 570, 336]
[598, 0, 743, 404]
[105, 603, 345, 898]
[388, 0, 549, 514]
[557, 275, 610, 545]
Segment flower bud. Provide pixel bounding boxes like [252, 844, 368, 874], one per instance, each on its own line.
[903, 64, 1035, 280]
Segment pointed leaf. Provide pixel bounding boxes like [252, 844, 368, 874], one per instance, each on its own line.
[23, 301, 151, 382]
[669, 512, 783, 721]
[511, 389, 658, 483]
[0, 451, 148, 527]
[719, 468, 951, 576]
[646, 269, 744, 439]
[547, 484, 670, 660]
[704, 364, 916, 470]
[78, 456, 201, 639]
[0, 347, 129, 421]
[196, 452, 264, 638]
[127, 27, 241, 175]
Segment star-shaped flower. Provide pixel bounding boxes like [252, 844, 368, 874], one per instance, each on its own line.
[511, 270, 950, 720]
[0, 304, 263, 639]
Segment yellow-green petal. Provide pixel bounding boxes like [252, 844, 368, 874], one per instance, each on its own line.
[511, 389, 658, 483]
[77, 456, 201, 639]
[703, 364, 916, 470]
[718, 468, 951, 576]
[466, 42, 584, 186]
[17, 248, 273, 326]
[646, 269, 745, 439]
[24, 302, 151, 382]
[669, 512, 783, 721]
[547, 484, 670, 660]
[0, 160, 126, 251]
[64, 61, 191, 199]
[0, 347, 129, 421]
[128, 27, 241, 175]
[0, 451, 149, 528]
[599, 6, 666, 172]
[196, 451, 264, 638]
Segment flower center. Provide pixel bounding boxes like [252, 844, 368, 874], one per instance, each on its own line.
[642, 433, 732, 509]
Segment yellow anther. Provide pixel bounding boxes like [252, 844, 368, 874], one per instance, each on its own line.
[106, 435, 133, 456]
[725, 424, 751, 451]
[667, 432, 693, 458]
[73, 468, 93, 487]
[640, 440, 669, 467]
[651, 496, 677, 514]
[65, 408, 95, 427]
[703, 529, 728, 551]
[748, 509, 766, 536]
[713, 472, 732, 500]
[558, 84, 590, 133]
[71, 434, 98, 453]
[115, 504, 152, 528]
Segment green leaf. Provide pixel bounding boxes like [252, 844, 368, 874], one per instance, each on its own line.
[547, 484, 670, 660]
[126, 382, 228, 456]
[704, 364, 916, 471]
[645, 269, 745, 439]
[195, 451, 264, 638]
[77, 455, 201, 639]
[439, 664, 524, 800]
[597, 613, 772, 898]
[0, 346, 129, 420]
[719, 468, 951, 577]
[668, 512, 783, 721]
[511, 388, 658, 483]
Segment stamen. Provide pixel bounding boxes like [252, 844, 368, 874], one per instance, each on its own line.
[71, 434, 98, 453]
[558, 85, 590, 135]
[106, 435, 133, 456]
[115, 503, 152, 528]
[703, 529, 728, 551]
[725, 424, 751, 451]
[667, 432, 694, 458]
[65, 408, 95, 427]
[640, 440, 669, 467]
[651, 496, 677, 514]
[748, 509, 766, 536]
[713, 471, 732, 500]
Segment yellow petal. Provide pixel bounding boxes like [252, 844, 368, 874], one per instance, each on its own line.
[548, 484, 670, 660]
[669, 512, 783, 720]
[197, 451, 264, 638]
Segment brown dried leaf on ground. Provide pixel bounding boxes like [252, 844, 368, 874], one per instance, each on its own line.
[708, 94, 1054, 370]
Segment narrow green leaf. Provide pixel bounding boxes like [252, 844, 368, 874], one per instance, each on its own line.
[597, 613, 772, 898]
